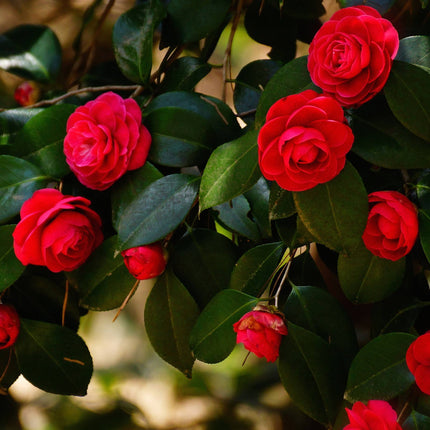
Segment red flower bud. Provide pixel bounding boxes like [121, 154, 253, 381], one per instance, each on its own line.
[0, 304, 20, 350]
[14, 82, 39, 106]
[233, 308, 287, 362]
[121, 243, 167, 280]
[406, 332, 430, 395]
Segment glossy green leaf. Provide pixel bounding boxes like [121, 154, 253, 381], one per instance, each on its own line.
[338, 242, 405, 304]
[230, 242, 284, 296]
[284, 285, 358, 368]
[269, 183, 296, 220]
[171, 229, 240, 308]
[72, 236, 136, 311]
[345, 333, 416, 402]
[255, 56, 317, 128]
[0, 225, 25, 292]
[190, 289, 259, 363]
[0, 25, 61, 82]
[199, 129, 261, 211]
[15, 319, 93, 396]
[404, 410, 430, 430]
[338, 0, 395, 14]
[117, 174, 200, 250]
[0, 108, 43, 145]
[294, 162, 368, 254]
[384, 61, 430, 141]
[144, 269, 199, 377]
[396, 36, 430, 68]
[113, 1, 166, 83]
[7, 104, 75, 178]
[278, 322, 345, 426]
[0, 155, 50, 223]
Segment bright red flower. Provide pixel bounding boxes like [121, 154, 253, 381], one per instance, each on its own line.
[121, 243, 167, 280]
[344, 400, 402, 430]
[233, 309, 287, 362]
[258, 89, 353, 191]
[362, 191, 418, 261]
[406, 332, 430, 395]
[0, 304, 20, 350]
[308, 6, 399, 108]
[14, 81, 39, 106]
[64, 91, 152, 190]
[13, 188, 103, 273]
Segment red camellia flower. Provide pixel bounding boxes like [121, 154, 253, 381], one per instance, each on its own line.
[362, 190, 418, 261]
[308, 6, 399, 108]
[233, 308, 288, 362]
[14, 81, 39, 106]
[13, 188, 103, 273]
[64, 91, 152, 191]
[344, 400, 402, 430]
[121, 243, 167, 280]
[406, 332, 430, 395]
[0, 304, 20, 350]
[258, 89, 354, 191]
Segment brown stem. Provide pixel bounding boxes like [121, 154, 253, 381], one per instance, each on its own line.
[112, 280, 140, 322]
[62, 280, 69, 327]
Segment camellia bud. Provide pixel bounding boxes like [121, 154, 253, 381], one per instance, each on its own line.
[14, 81, 39, 106]
[121, 243, 167, 280]
[0, 304, 20, 350]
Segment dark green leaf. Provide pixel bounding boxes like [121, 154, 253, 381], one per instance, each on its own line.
[15, 319, 93, 396]
[338, 0, 395, 14]
[404, 410, 430, 430]
[278, 322, 345, 426]
[144, 269, 199, 377]
[190, 289, 259, 363]
[345, 333, 415, 402]
[269, 183, 296, 220]
[338, 242, 405, 304]
[396, 36, 430, 68]
[117, 174, 200, 250]
[0, 25, 61, 82]
[384, 61, 430, 141]
[199, 129, 260, 211]
[230, 242, 284, 296]
[282, 0, 325, 18]
[0, 348, 20, 390]
[0, 155, 50, 223]
[417, 173, 430, 264]
[71, 236, 136, 311]
[0, 225, 25, 292]
[0, 108, 43, 145]
[294, 162, 368, 254]
[113, 1, 166, 83]
[171, 228, 240, 308]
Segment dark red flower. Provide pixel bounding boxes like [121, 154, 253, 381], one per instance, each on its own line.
[0, 304, 20, 350]
[406, 332, 430, 395]
[121, 243, 167, 280]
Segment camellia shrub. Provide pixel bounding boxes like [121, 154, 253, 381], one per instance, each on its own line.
[0, 0, 429, 428]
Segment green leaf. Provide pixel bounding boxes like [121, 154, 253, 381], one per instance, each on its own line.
[113, 1, 166, 83]
[144, 269, 199, 377]
[338, 242, 406, 304]
[6, 104, 75, 178]
[288, 249, 326, 289]
[338, 0, 395, 14]
[117, 174, 200, 250]
[199, 129, 261, 211]
[230, 242, 284, 296]
[345, 333, 416, 402]
[278, 322, 345, 426]
[404, 410, 430, 429]
[0, 225, 25, 292]
[269, 183, 296, 220]
[294, 162, 368, 254]
[284, 285, 358, 368]
[171, 228, 240, 308]
[255, 56, 317, 128]
[71, 236, 136, 311]
[384, 60, 430, 141]
[190, 289, 259, 363]
[417, 173, 430, 264]
[0, 25, 61, 82]
[15, 319, 93, 396]
[0, 108, 43, 145]
[396, 36, 430, 68]
[0, 347, 20, 390]
[0, 155, 50, 223]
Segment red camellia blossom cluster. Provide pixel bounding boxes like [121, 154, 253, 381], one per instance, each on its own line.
[406, 332, 430, 395]
[258, 89, 354, 191]
[64, 91, 152, 191]
[13, 188, 103, 273]
[362, 191, 418, 261]
[233, 308, 288, 362]
[121, 243, 167, 280]
[308, 6, 399, 108]
[0, 304, 20, 350]
[344, 400, 402, 430]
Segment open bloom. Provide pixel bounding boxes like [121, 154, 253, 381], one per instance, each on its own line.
[121, 243, 167, 280]
[362, 190, 418, 261]
[406, 332, 430, 395]
[64, 91, 152, 190]
[258, 89, 353, 191]
[0, 304, 20, 350]
[344, 400, 402, 430]
[233, 308, 288, 362]
[13, 188, 103, 273]
[308, 6, 399, 108]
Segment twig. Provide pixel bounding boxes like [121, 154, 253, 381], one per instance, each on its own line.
[62, 280, 69, 327]
[112, 279, 140, 322]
